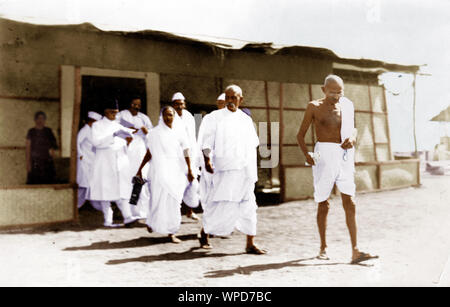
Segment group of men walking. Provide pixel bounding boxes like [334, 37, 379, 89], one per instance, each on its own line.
[77, 84, 265, 254]
[76, 77, 377, 262]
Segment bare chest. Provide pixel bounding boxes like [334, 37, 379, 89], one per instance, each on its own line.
[315, 105, 342, 128]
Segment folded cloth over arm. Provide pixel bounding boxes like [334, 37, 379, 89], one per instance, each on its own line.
[339, 97, 355, 143]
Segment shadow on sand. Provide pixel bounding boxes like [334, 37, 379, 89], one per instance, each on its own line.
[106, 247, 244, 265]
[64, 234, 199, 251]
[204, 258, 374, 278]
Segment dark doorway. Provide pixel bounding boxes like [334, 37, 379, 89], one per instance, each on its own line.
[79, 76, 147, 129]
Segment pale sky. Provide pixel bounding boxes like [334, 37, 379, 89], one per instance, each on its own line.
[1, 0, 449, 151]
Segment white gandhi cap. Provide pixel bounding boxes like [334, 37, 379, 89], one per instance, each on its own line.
[171, 92, 185, 101]
[87, 111, 102, 121]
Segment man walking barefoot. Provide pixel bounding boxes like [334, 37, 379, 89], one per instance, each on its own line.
[297, 75, 378, 264]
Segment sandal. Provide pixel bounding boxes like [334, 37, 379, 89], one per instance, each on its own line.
[245, 245, 267, 255]
[198, 232, 212, 249]
[351, 252, 379, 264]
[316, 250, 330, 260]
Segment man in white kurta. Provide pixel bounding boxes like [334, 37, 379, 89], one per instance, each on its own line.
[171, 92, 200, 219]
[199, 85, 266, 254]
[118, 97, 153, 219]
[90, 102, 139, 227]
[197, 93, 226, 206]
[76, 111, 102, 210]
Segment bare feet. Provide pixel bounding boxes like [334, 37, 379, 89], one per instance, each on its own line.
[245, 245, 267, 255]
[351, 250, 379, 264]
[169, 234, 182, 244]
[316, 249, 330, 260]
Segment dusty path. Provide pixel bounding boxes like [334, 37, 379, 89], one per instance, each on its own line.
[0, 173, 449, 287]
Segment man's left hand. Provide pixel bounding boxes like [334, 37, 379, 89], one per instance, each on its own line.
[341, 138, 355, 149]
[141, 127, 148, 135]
[187, 171, 195, 182]
[126, 137, 133, 146]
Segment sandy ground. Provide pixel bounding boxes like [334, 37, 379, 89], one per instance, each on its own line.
[0, 172, 449, 287]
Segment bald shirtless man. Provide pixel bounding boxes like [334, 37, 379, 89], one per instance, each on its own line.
[297, 74, 378, 264]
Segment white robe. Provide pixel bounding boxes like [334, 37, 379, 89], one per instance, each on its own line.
[76, 124, 97, 208]
[89, 117, 135, 202]
[145, 120, 190, 234]
[197, 113, 215, 205]
[201, 108, 259, 236]
[174, 109, 200, 208]
[118, 109, 153, 218]
[76, 124, 95, 189]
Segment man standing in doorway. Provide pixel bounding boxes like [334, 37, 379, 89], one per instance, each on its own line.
[118, 96, 153, 219]
[90, 98, 139, 227]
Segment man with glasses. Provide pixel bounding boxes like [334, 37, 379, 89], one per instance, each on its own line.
[297, 74, 378, 264]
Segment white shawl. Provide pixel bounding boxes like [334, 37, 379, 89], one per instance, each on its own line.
[147, 116, 190, 203]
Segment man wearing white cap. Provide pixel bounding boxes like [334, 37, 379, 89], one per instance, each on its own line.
[118, 96, 153, 219]
[198, 85, 266, 254]
[77, 111, 102, 209]
[171, 92, 200, 220]
[90, 98, 139, 227]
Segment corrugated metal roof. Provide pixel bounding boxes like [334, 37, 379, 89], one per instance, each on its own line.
[2, 18, 421, 74]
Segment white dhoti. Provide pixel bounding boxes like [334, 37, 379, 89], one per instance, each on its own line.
[312, 142, 355, 203]
[146, 182, 182, 234]
[202, 169, 258, 236]
[200, 108, 260, 237]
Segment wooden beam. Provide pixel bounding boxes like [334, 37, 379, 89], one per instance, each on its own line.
[308, 83, 316, 144]
[279, 83, 285, 202]
[382, 85, 394, 160]
[70, 67, 82, 223]
[367, 83, 378, 162]
[0, 218, 76, 231]
[264, 80, 273, 188]
[0, 95, 59, 102]
[0, 183, 75, 190]
[0, 146, 26, 150]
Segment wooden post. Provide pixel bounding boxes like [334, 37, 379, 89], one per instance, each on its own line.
[70, 67, 82, 223]
[367, 83, 378, 162]
[264, 81, 273, 188]
[412, 73, 418, 158]
[382, 85, 394, 160]
[279, 83, 285, 201]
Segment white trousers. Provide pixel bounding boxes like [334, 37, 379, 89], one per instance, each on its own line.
[91, 199, 133, 224]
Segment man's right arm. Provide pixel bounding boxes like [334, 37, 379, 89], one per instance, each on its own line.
[297, 102, 315, 165]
